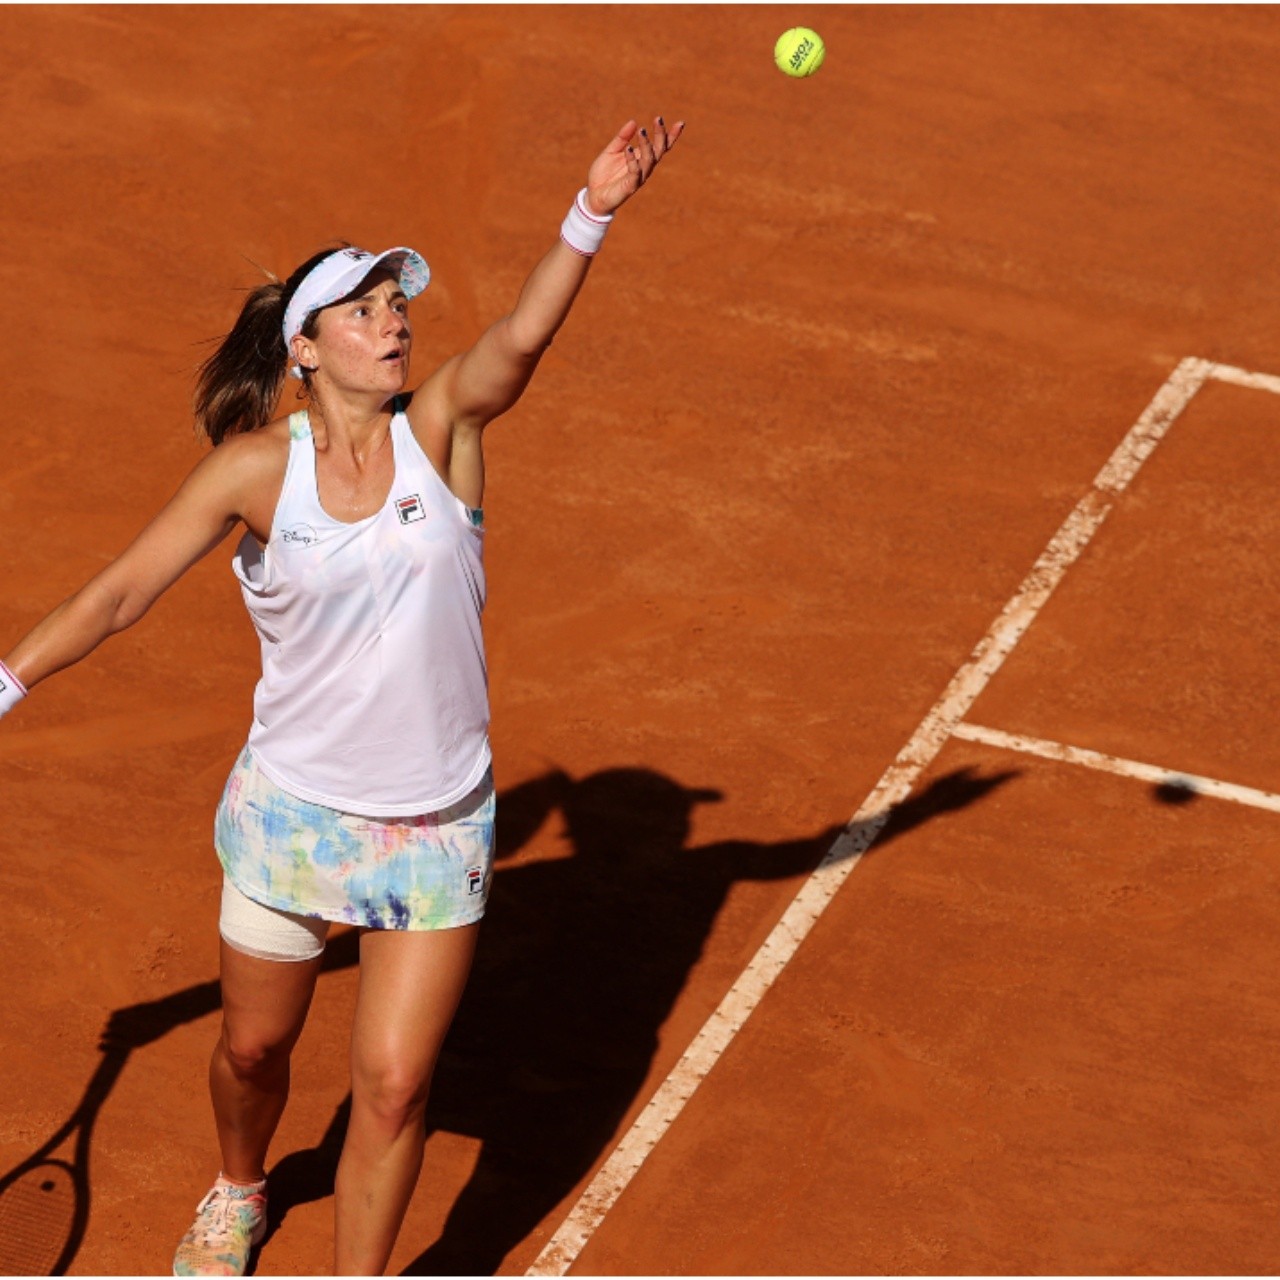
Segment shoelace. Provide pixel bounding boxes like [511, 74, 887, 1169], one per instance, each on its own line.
[193, 1187, 258, 1247]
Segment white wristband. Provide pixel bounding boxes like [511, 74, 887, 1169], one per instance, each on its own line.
[560, 188, 613, 257]
[0, 660, 26, 718]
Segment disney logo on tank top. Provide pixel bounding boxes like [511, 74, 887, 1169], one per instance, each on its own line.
[280, 523, 318, 547]
[230, 403, 491, 817]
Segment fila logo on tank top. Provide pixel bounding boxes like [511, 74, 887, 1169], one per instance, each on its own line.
[396, 493, 425, 524]
[230, 402, 491, 817]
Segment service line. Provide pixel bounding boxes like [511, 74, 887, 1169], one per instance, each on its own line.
[526, 357, 1216, 1276]
[953, 722, 1280, 815]
[1206, 362, 1280, 396]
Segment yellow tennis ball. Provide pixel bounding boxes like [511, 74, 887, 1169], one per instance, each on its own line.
[774, 26, 825, 77]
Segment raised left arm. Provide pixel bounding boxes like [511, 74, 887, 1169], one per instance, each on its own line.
[408, 116, 684, 490]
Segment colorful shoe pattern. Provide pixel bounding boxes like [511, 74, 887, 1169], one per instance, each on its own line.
[173, 1176, 267, 1277]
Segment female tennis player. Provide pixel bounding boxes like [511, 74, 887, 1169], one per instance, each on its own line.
[0, 114, 683, 1276]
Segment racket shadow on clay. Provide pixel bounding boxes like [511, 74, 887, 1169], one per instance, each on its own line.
[0, 979, 222, 1275]
[0, 1045, 129, 1275]
[0, 929, 363, 1275]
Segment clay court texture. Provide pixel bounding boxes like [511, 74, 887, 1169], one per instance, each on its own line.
[2, 4, 1279, 1275]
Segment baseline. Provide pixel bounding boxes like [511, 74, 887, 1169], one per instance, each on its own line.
[953, 722, 1280, 815]
[525, 356, 1222, 1276]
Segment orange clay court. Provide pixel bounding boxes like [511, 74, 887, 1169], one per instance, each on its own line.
[1, 5, 1279, 1275]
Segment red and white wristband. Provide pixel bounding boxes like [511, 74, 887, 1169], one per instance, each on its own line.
[0, 660, 26, 718]
[560, 188, 614, 257]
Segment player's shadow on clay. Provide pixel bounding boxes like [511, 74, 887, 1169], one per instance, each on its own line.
[12, 763, 1013, 1276]
[268, 762, 1017, 1276]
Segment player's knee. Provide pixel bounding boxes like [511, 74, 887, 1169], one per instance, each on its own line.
[352, 1055, 434, 1129]
[220, 1022, 294, 1080]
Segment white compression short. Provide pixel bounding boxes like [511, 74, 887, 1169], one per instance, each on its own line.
[219, 876, 330, 963]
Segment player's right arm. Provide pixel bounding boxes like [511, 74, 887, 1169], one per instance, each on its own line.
[1, 428, 286, 694]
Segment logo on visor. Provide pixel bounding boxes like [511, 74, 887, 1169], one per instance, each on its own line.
[396, 494, 424, 524]
[342, 248, 371, 262]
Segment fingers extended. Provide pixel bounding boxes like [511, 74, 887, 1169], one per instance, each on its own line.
[612, 119, 639, 152]
[657, 116, 686, 146]
[650, 116, 671, 157]
[616, 113, 685, 189]
[624, 143, 645, 183]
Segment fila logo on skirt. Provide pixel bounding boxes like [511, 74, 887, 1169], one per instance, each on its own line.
[395, 493, 425, 524]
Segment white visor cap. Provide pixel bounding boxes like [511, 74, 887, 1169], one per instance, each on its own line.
[283, 246, 430, 378]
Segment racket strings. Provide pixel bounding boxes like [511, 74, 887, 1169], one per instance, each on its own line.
[0, 1166, 78, 1275]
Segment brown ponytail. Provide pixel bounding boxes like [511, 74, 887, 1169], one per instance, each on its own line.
[194, 246, 345, 446]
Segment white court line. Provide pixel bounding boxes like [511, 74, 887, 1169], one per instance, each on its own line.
[953, 722, 1280, 814]
[526, 357, 1218, 1276]
[1206, 362, 1280, 395]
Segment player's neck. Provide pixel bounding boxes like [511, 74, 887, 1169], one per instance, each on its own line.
[307, 392, 393, 465]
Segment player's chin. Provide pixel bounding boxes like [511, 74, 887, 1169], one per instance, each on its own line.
[373, 355, 410, 388]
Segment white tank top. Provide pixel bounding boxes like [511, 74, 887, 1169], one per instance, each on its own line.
[231, 405, 491, 815]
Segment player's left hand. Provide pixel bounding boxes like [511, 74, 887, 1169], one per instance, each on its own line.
[585, 116, 685, 217]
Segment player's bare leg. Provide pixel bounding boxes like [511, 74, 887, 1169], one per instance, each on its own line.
[211, 940, 324, 1182]
[334, 924, 478, 1275]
